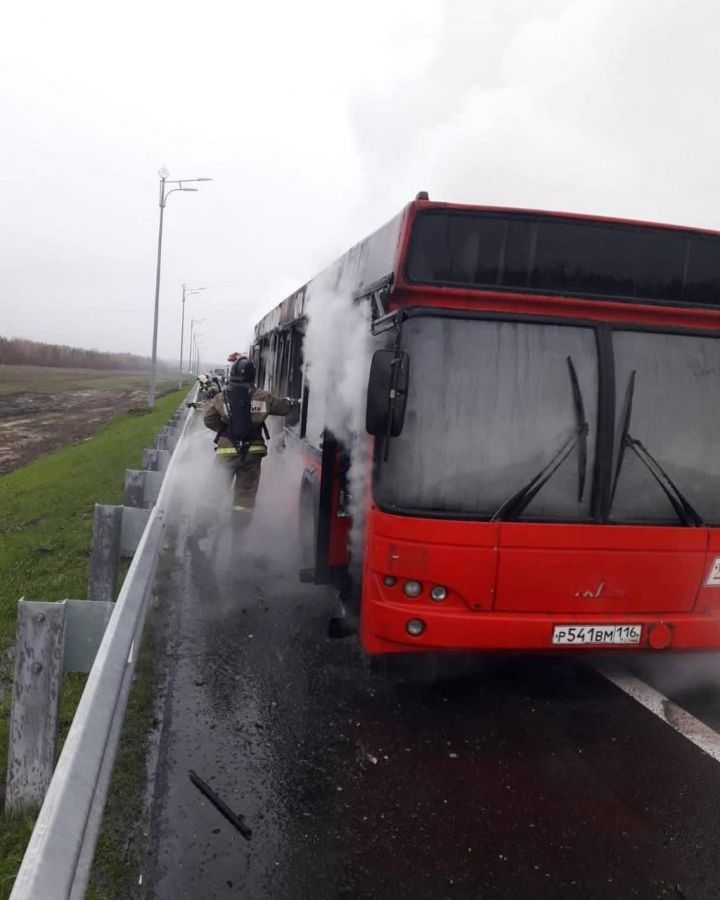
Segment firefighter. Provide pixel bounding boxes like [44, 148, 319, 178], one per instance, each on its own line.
[206, 375, 222, 399]
[197, 373, 210, 399]
[203, 356, 297, 514]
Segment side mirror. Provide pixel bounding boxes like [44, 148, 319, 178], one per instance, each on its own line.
[366, 349, 409, 437]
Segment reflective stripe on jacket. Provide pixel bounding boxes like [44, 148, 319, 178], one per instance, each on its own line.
[216, 441, 267, 458]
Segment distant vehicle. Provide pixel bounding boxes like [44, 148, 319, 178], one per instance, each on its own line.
[252, 194, 720, 654]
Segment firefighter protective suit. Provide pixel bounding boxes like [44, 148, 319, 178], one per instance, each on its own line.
[203, 386, 292, 510]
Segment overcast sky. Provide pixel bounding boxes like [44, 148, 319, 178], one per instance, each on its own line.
[1, 0, 718, 368]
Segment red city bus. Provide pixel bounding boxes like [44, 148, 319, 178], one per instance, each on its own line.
[252, 194, 720, 654]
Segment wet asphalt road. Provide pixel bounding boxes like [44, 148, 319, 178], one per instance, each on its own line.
[142, 459, 720, 900]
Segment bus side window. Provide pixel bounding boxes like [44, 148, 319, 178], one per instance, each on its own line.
[287, 326, 304, 430]
[278, 333, 290, 398]
[251, 342, 262, 384]
[256, 338, 269, 389]
[271, 333, 282, 394]
[264, 338, 270, 388]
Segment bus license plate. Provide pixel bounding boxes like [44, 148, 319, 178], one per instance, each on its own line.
[552, 624, 642, 646]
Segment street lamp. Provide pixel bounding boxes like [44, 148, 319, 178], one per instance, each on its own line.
[188, 319, 207, 377]
[148, 167, 212, 407]
[192, 334, 206, 376]
[179, 284, 205, 388]
[194, 340, 205, 375]
[189, 316, 206, 376]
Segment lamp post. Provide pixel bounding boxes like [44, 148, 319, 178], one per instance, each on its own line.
[192, 334, 206, 375]
[189, 318, 206, 377]
[179, 284, 205, 388]
[194, 340, 204, 375]
[148, 167, 212, 408]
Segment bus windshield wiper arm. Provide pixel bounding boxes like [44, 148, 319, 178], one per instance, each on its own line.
[492, 357, 589, 521]
[567, 355, 588, 503]
[610, 370, 702, 527]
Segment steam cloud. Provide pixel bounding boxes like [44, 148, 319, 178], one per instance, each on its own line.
[167, 411, 307, 619]
[303, 266, 375, 569]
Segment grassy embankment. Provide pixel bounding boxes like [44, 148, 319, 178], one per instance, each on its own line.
[0, 388, 187, 898]
[0, 364, 178, 394]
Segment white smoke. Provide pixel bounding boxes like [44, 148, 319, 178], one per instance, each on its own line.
[303, 274, 372, 444]
[243, 441, 302, 571]
[168, 415, 230, 536]
[165, 408, 307, 621]
[302, 265, 376, 567]
[174, 268, 378, 597]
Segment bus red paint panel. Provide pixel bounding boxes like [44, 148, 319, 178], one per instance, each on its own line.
[389, 283, 720, 332]
[365, 509, 499, 611]
[494, 523, 708, 614]
[359, 603, 720, 654]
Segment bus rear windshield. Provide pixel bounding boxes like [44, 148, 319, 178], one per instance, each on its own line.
[405, 210, 720, 307]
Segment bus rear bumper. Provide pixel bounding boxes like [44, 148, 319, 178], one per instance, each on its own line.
[360, 602, 720, 654]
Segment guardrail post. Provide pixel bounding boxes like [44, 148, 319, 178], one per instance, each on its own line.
[123, 470, 164, 508]
[5, 601, 66, 816]
[141, 448, 171, 472]
[87, 505, 122, 603]
[63, 600, 114, 674]
[156, 433, 174, 452]
[142, 470, 164, 506]
[123, 470, 146, 508]
[120, 507, 151, 557]
[142, 448, 160, 470]
[156, 448, 171, 471]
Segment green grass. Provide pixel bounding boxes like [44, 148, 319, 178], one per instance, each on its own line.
[0, 388, 187, 898]
[0, 364, 184, 395]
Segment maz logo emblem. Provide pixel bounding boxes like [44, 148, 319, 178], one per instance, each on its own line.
[574, 581, 626, 600]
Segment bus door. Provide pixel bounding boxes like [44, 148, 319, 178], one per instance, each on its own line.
[300, 432, 351, 586]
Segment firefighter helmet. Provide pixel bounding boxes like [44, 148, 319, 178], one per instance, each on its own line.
[230, 357, 255, 383]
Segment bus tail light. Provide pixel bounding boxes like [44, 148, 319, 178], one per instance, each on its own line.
[406, 618, 425, 636]
[403, 580, 422, 598]
[430, 585, 447, 603]
[383, 575, 397, 587]
[648, 622, 672, 650]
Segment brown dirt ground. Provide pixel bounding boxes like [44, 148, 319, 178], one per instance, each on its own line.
[0, 386, 169, 475]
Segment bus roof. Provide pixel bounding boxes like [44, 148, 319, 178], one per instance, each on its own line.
[411, 198, 720, 239]
[254, 197, 720, 338]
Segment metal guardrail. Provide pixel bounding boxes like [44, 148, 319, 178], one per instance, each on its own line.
[10, 398, 197, 900]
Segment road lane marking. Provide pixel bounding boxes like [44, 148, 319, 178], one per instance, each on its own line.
[592, 663, 720, 765]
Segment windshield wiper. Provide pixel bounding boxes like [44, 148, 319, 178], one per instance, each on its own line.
[610, 370, 702, 527]
[492, 356, 589, 521]
[567, 355, 588, 502]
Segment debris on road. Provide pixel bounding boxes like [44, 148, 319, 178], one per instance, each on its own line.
[188, 769, 252, 841]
